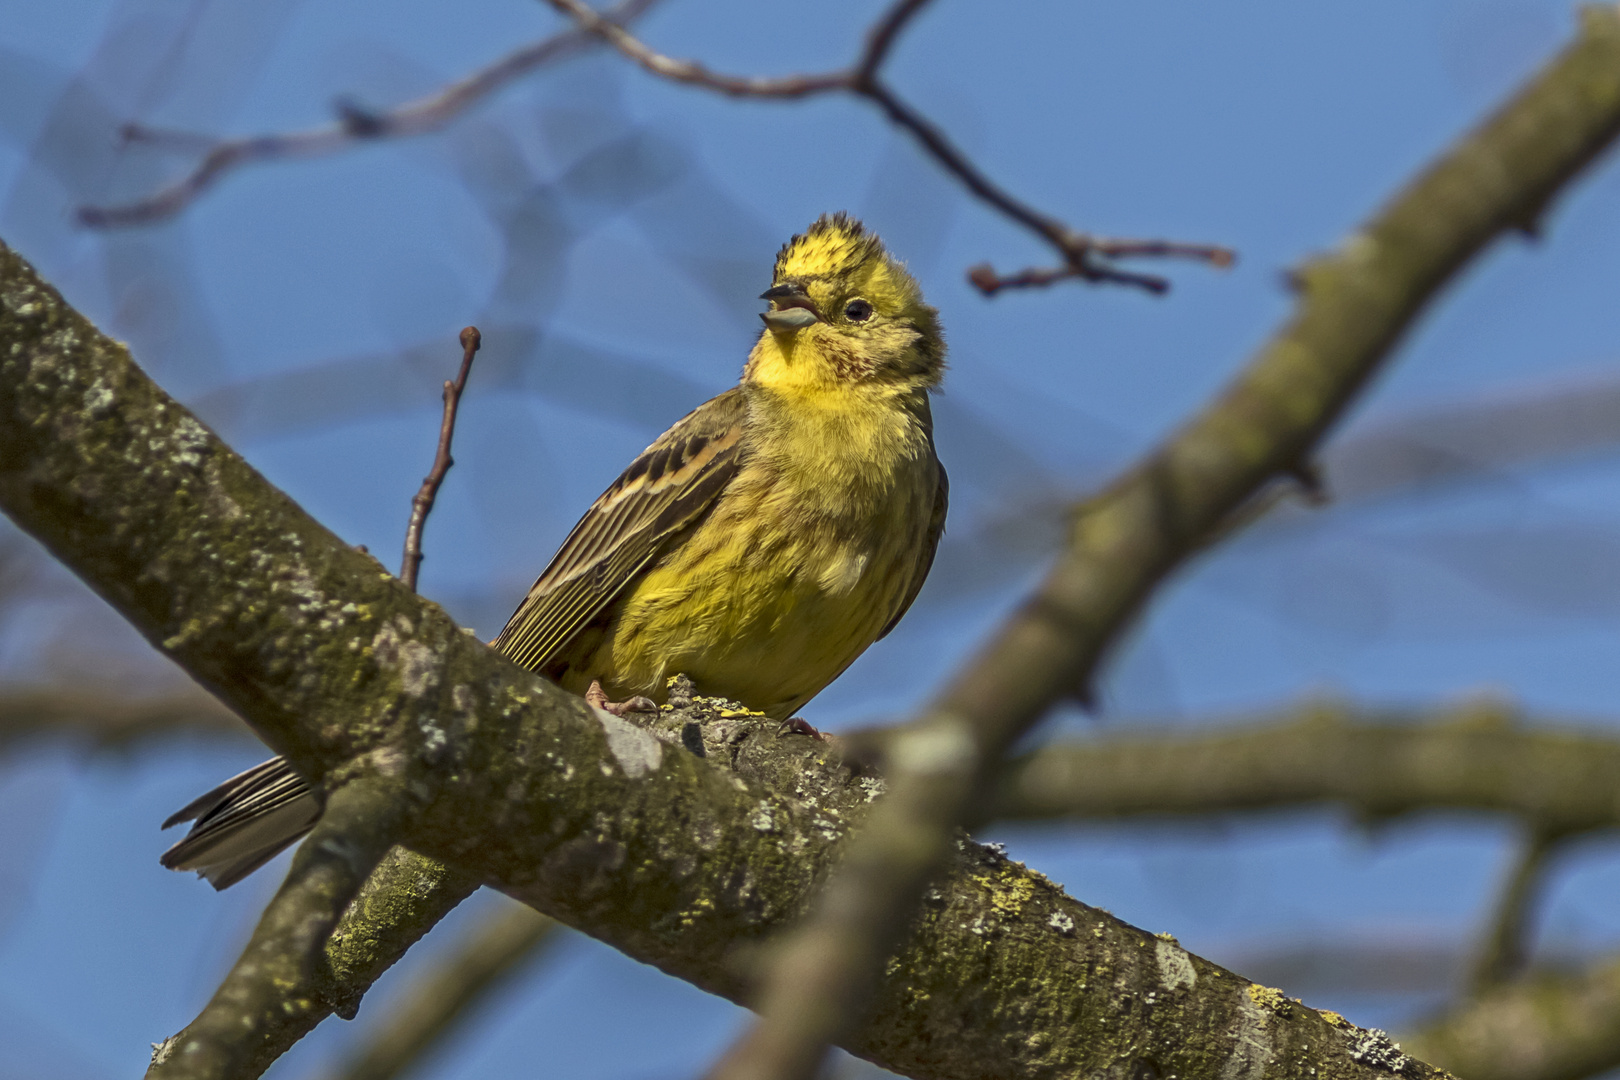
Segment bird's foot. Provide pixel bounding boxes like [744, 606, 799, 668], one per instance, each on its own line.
[777, 716, 824, 740]
[586, 680, 658, 717]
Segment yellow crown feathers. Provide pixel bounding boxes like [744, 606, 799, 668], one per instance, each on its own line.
[772, 212, 924, 313]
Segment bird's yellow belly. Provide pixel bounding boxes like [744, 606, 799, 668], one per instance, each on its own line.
[583, 468, 931, 718]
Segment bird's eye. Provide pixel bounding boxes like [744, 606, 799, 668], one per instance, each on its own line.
[843, 298, 874, 322]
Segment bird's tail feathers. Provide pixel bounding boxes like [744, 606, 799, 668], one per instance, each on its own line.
[159, 755, 321, 890]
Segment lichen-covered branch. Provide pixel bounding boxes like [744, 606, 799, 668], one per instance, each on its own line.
[253, 852, 481, 1073]
[720, 9, 1620, 1077]
[0, 239, 1450, 1080]
[993, 699, 1620, 833]
[150, 778, 411, 1079]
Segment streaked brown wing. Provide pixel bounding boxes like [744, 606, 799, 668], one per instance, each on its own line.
[492, 386, 748, 670]
[878, 455, 948, 640]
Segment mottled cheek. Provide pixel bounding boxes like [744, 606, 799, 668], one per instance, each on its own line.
[821, 337, 874, 381]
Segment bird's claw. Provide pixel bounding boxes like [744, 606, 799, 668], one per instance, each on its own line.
[586, 680, 658, 717]
[777, 717, 823, 739]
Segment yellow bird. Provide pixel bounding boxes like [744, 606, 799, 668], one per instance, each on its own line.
[161, 213, 949, 888]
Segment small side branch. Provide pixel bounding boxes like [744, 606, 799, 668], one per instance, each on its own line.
[400, 327, 480, 592]
[969, 241, 1236, 297]
[319, 902, 561, 1080]
[148, 778, 409, 1080]
[229, 851, 482, 1080]
[1466, 829, 1566, 992]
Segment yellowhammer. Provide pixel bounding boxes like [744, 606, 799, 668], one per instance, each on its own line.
[161, 212, 948, 888]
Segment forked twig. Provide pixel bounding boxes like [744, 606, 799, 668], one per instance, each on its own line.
[400, 327, 480, 592]
[543, 0, 1231, 294]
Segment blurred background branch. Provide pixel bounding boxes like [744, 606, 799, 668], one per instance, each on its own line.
[74, 0, 660, 228]
[0, 687, 241, 753]
[994, 698, 1620, 833]
[1465, 827, 1568, 992]
[1407, 951, 1620, 1080]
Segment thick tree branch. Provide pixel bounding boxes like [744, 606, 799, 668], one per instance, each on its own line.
[0, 239, 1450, 1080]
[720, 10, 1620, 1077]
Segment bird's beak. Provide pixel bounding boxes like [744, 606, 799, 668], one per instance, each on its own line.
[759, 282, 821, 332]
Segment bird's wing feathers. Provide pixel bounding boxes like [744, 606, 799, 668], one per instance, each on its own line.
[879, 457, 948, 641]
[492, 387, 748, 670]
[158, 390, 747, 890]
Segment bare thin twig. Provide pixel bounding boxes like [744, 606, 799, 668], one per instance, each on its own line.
[543, 0, 1231, 294]
[75, 0, 658, 228]
[400, 327, 480, 592]
[538, 0, 846, 96]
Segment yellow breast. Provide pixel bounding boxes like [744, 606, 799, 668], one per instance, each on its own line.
[585, 381, 939, 718]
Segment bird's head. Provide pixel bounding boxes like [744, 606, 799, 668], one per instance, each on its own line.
[747, 213, 944, 391]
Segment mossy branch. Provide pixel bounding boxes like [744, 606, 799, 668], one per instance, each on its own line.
[0, 238, 1455, 1079]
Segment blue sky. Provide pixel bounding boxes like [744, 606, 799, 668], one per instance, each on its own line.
[3, 2, 1620, 1077]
